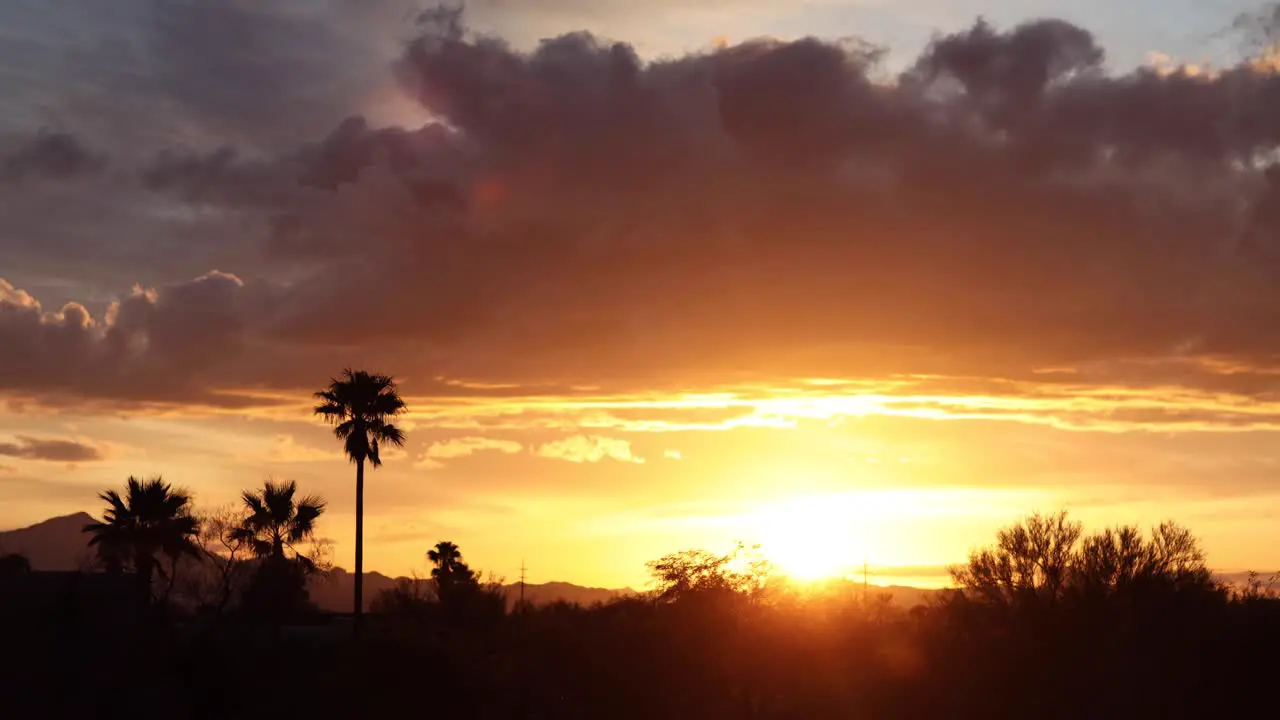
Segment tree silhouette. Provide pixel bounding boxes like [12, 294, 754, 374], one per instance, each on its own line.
[647, 542, 773, 604]
[428, 540, 480, 601]
[314, 368, 407, 628]
[428, 541, 473, 581]
[953, 511, 1220, 609]
[231, 480, 326, 623]
[951, 510, 1082, 607]
[231, 479, 326, 567]
[189, 505, 254, 614]
[1073, 521, 1216, 598]
[0, 553, 31, 577]
[82, 476, 201, 613]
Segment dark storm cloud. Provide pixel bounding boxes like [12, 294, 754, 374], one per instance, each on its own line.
[266, 12, 1280, 378]
[1, 130, 107, 183]
[0, 272, 282, 407]
[7, 6, 1280, 415]
[0, 435, 106, 462]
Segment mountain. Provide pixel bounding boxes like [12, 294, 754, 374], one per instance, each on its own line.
[0, 512, 97, 571]
[308, 570, 631, 612]
[872, 585, 939, 608]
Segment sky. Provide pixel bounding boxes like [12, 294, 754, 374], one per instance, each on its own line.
[5, 0, 1280, 590]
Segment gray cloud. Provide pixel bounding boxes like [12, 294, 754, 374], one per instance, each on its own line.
[6, 6, 1280, 412]
[2, 130, 106, 183]
[0, 435, 106, 462]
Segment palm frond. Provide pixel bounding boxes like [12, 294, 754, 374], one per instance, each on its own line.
[85, 476, 201, 576]
[370, 419, 406, 447]
[263, 479, 297, 522]
[241, 489, 268, 516]
[333, 418, 357, 440]
[371, 392, 406, 417]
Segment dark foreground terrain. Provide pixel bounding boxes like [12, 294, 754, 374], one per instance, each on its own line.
[4, 510, 1280, 719]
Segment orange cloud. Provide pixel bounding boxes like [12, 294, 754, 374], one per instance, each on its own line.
[415, 436, 524, 469]
[537, 436, 644, 464]
[263, 434, 341, 463]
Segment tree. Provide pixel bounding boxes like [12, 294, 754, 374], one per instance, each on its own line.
[232, 480, 327, 623]
[954, 511, 1220, 609]
[647, 542, 773, 604]
[314, 368, 407, 629]
[428, 541, 475, 581]
[0, 553, 31, 577]
[1073, 521, 1217, 598]
[428, 540, 480, 601]
[231, 479, 326, 567]
[423, 541, 506, 630]
[951, 510, 1082, 607]
[188, 504, 254, 614]
[82, 476, 201, 613]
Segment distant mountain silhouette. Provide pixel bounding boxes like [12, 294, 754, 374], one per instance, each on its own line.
[0, 512, 97, 571]
[868, 585, 938, 608]
[309, 569, 632, 612]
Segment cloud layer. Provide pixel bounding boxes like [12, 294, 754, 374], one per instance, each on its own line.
[417, 436, 524, 468]
[537, 436, 644, 464]
[0, 435, 107, 463]
[5, 4, 1280, 416]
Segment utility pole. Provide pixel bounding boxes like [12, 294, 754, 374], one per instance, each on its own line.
[519, 558, 526, 612]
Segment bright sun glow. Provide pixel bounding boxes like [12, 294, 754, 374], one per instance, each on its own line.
[752, 494, 870, 581]
[745, 489, 1035, 583]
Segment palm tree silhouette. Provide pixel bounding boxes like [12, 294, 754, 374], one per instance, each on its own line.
[231, 479, 326, 568]
[82, 476, 201, 613]
[314, 368, 407, 629]
[428, 541, 465, 578]
[427, 540, 479, 603]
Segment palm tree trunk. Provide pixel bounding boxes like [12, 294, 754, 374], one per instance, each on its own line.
[136, 553, 154, 620]
[354, 457, 364, 634]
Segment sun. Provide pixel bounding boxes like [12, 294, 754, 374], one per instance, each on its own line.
[752, 495, 867, 581]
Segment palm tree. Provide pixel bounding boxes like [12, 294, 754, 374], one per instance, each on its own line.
[314, 368, 407, 628]
[83, 476, 201, 612]
[428, 541, 465, 578]
[230, 479, 326, 568]
[428, 540, 479, 602]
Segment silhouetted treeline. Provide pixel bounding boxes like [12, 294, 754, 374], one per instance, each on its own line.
[3, 510, 1279, 719]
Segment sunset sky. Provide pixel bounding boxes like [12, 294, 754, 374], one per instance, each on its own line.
[5, 0, 1280, 590]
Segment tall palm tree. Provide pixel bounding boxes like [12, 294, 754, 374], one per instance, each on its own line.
[230, 479, 326, 568]
[314, 368, 407, 628]
[83, 476, 201, 612]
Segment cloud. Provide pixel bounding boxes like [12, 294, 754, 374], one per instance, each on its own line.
[2, 130, 107, 183]
[416, 436, 524, 468]
[6, 7, 1280, 418]
[664, 449, 683, 460]
[261, 435, 340, 463]
[0, 435, 108, 463]
[0, 271, 291, 407]
[537, 436, 644, 464]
